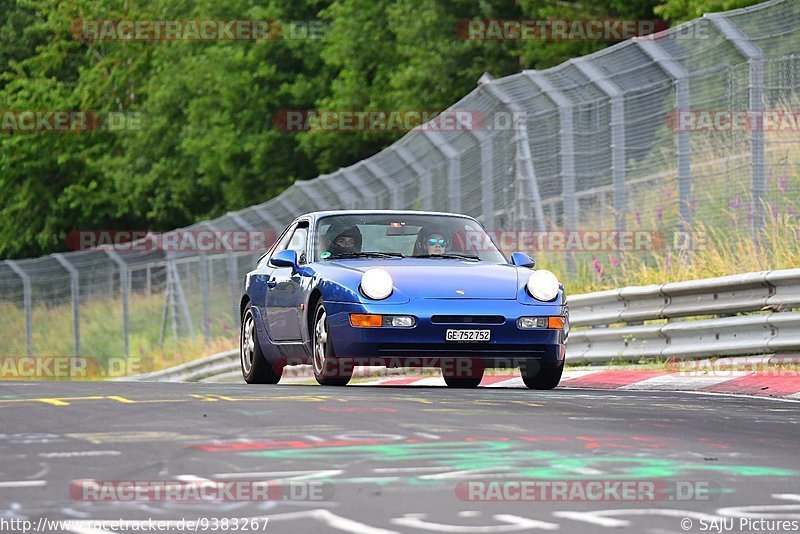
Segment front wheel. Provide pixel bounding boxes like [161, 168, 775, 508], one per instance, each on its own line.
[520, 360, 564, 390]
[240, 308, 283, 384]
[312, 303, 352, 386]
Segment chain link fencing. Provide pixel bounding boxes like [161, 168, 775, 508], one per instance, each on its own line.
[1, 0, 798, 368]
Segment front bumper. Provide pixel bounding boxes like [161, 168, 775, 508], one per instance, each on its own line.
[323, 299, 567, 368]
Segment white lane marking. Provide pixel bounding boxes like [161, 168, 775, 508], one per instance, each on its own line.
[0, 480, 46, 488]
[267, 510, 396, 533]
[39, 451, 121, 458]
[553, 509, 722, 528]
[373, 467, 449, 473]
[213, 470, 343, 480]
[392, 512, 558, 532]
[717, 493, 800, 519]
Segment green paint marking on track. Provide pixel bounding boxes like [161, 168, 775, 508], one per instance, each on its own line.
[244, 439, 798, 482]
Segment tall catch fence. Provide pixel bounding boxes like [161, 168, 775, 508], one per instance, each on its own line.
[1, 0, 798, 365]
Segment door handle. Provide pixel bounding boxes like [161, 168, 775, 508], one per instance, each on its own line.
[267, 279, 277, 289]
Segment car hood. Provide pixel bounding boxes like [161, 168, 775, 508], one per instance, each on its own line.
[327, 259, 519, 300]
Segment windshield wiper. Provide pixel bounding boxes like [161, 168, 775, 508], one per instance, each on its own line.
[329, 251, 405, 259]
[414, 253, 480, 261]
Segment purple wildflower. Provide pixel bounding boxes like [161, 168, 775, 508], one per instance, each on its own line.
[770, 200, 778, 220]
[635, 211, 641, 227]
[729, 195, 741, 209]
[592, 257, 603, 276]
[778, 174, 789, 192]
[610, 256, 621, 268]
[656, 207, 663, 222]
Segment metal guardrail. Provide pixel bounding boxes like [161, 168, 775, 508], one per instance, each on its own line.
[119, 349, 238, 382]
[566, 268, 800, 362]
[126, 268, 800, 381]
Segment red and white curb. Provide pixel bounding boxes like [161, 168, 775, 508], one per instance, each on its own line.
[357, 369, 800, 399]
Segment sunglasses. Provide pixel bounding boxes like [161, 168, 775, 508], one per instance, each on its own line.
[427, 238, 447, 246]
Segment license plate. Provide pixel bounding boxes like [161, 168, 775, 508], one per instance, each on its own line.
[445, 329, 490, 342]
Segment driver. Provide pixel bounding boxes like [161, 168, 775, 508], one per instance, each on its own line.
[325, 225, 362, 256]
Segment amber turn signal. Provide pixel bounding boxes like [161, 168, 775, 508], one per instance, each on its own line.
[350, 314, 383, 327]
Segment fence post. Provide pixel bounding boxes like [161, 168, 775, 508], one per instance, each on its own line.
[53, 253, 80, 357]
[103, 250, 130, 358]
[252, 204, 286, 237]
[339, 170, 378, 209]
[362, 161, 403, 208]
[456, 117, 497, 230]
[637, 38, 692, 227]
[394, 146, 434, 211]
[205, 221, 240, 330]
[422, 131, 462, 215]
[526, 71, 577, 275]
[574, 59, 627, 232]
[198, 253, 211, 344]
[320, 173, 358, 209]
[294, 180, 327, 211]
[708, 13, 765, 235]
[6, 260, 32, 357]
[482, 80, 547, 232]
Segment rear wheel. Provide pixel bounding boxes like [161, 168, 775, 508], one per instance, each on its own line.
[241, 308, 283, 384]
[520, 360, 563, 390]
[312, 303, 352, 386]
[441, 359, 484, 388]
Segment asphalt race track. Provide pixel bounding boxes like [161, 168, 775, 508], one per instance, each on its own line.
[1, 381, 799, 533]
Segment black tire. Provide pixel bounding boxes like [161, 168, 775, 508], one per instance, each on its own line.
[441, 359, 484, 388]
[240, 307, 283, 384]
[312, 302, 352, 386]
[520, 360, 564, 390]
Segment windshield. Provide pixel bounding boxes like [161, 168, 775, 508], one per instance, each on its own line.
[314, 213, 507, 263]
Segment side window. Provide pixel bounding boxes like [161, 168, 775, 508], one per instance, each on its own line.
[288, 226, 309, 264]
[269, 223, 309, 267]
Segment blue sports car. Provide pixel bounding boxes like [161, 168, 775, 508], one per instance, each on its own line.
[239, 210, 568, 388]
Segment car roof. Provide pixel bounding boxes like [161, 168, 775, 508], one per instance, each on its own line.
[299, 210, 478, 223]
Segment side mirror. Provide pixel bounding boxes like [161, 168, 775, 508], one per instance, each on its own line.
[510, 252, 535, 268]
[271, 250, 298, 271]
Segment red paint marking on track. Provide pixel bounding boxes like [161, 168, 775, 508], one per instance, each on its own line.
[563, 370, 668, 389]
[478, 374, 517, 386]
[376, 377, 429, 386]
[705, 373, 800, 396]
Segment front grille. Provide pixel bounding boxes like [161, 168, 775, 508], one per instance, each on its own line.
[430, 315, 505, 324]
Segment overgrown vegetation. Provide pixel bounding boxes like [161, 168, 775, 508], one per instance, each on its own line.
[0, 0, 765, 259]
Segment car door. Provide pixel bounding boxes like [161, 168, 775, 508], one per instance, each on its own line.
[265, 221, 309, 341]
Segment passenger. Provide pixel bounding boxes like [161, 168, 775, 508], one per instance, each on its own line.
[414, 228, 448, 256]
